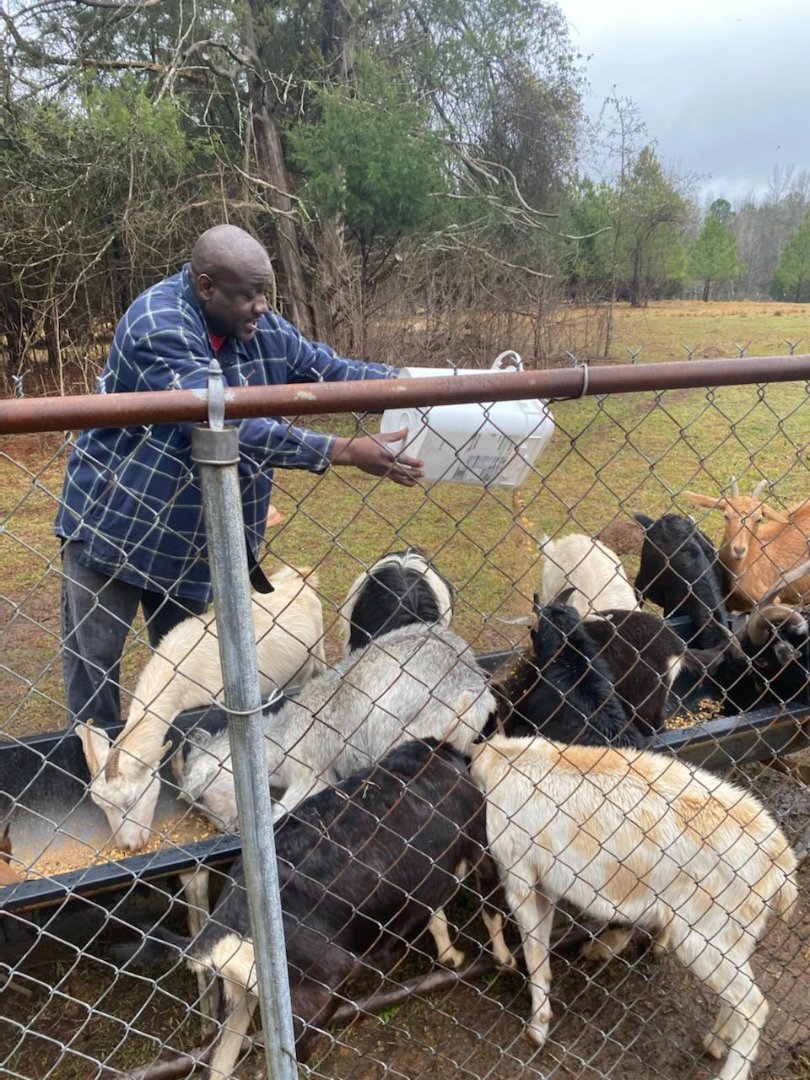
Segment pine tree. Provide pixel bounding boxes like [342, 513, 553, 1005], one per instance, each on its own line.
[689, 200, 744, 301]
[771, 212, 810, 302]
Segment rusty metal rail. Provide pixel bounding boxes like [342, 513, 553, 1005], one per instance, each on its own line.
[2, 355, 810, 435]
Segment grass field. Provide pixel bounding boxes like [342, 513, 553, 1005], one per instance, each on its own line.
[2, 299, 810, 740]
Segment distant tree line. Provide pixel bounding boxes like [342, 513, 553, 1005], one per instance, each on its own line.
[1, 0, 808, 389]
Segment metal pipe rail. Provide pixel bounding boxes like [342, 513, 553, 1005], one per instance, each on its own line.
[2, 355, 810, 435]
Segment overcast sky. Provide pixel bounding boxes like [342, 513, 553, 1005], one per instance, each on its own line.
[559, 0, 810, 204]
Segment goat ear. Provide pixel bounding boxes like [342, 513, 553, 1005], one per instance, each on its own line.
[682, 491, 724, 509]
[633, 513, 655, 530]
[555, 587, 577, 608]
[760, 503, 789, 524]
[169, 746, 186, 785]
[77, 720, 111, 779]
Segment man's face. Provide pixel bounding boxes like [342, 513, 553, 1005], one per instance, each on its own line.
[196, 263, 274, 342]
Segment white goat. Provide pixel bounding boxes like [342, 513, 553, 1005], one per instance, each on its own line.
[471, 734, 798, 1080]
[540, 533, 639, 615]
[178, 624, 496, 832]
[77, 565, 326, 853]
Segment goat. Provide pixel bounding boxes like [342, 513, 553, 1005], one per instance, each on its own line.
[489, 596, 643, 747]
[540, 533, 639, 616]
[77, 565, 326, 853]
[581, 608, 687, 736]
[689, 557, 810, 713]
[471, 734, 798, 1080]
[683, 477, 810, 610]
[337, 549, 454, 657]
[178, 623, 496, 830]
[141, 740, 514, 1074]
[634, 512, 732, 648]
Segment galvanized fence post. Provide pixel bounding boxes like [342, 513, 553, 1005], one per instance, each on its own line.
[190, 359, 298, 1078]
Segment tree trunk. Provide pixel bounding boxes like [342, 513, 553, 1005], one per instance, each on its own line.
[629, 246, 643, 307]
[244, 1, 314, 337]
[703, 277, 711, 302]
[308, 0, 357, 344]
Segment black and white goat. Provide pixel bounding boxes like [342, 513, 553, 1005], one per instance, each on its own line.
[634, 512, 731, 648]
[145, 740, 514, 1074]
[337, 549, 454, 657]
[178, 624, 496, 829]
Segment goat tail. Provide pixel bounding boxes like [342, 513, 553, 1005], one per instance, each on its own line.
[769, 853, 799, 922]
[774, 876, 799, 923]
[109, 921, 192, 969]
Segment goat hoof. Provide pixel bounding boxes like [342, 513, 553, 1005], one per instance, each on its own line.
[438, 945, 466, 969]
[579, 937, 614, 963]
[498, 948, 518, 971]
[701, 1032, 727, 1060]
[525, 1020, 550, 1049]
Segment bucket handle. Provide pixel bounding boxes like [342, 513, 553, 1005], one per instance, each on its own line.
[492, 350, 523, 372]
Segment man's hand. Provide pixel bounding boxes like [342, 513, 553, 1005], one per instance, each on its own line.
[330, 429, 425, 487]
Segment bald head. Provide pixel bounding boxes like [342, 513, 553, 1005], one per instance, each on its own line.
[191, 225, 272, 280]
[191, 225, 275, 342]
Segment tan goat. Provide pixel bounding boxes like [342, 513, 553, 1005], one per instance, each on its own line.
[683, 477, 810, 610]
[471, 734, 798, 1080]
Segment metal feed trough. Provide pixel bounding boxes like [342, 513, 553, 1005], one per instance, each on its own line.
[0, 706, 240, 919]
[1, 629, 808, 923]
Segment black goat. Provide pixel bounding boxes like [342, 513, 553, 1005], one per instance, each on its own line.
[490, 596, 644, 747]
[148, 739, 513, 1074]
[634, 512, 731, 649]
[582, 609, 687, 737]
[337, 549, 454, 657]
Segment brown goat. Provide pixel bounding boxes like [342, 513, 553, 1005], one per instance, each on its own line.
[683, 478, 810, 610]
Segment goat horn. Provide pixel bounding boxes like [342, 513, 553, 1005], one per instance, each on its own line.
[105, 745, 121, 781]
[729, 476, 740, 497]
[493, 613, 536, 626]
[752, 478, 769, 500]
[756, 556, 810, 607]
[746, 604, 797, 646]
[554, 587, 578, 608]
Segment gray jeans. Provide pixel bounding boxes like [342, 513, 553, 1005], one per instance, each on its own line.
[60, 540, 208, 730]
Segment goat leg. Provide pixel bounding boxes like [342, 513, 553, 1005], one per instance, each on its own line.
[178, 866, 219, 1035]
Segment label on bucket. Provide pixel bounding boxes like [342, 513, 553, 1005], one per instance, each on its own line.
[420, 429, 525, 486]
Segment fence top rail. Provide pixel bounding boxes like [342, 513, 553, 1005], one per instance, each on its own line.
[1, 354, 810, 436]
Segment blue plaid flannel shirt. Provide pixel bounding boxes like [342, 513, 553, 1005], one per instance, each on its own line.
[54, 264, 397, 601]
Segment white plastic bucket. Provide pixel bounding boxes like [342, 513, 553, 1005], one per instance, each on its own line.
[380, 351, 555, 489]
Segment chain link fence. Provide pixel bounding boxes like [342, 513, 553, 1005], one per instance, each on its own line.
[1, 356, 810, 1079]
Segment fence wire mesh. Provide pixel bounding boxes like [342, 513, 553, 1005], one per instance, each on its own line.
[1, 360, 809, 1080]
